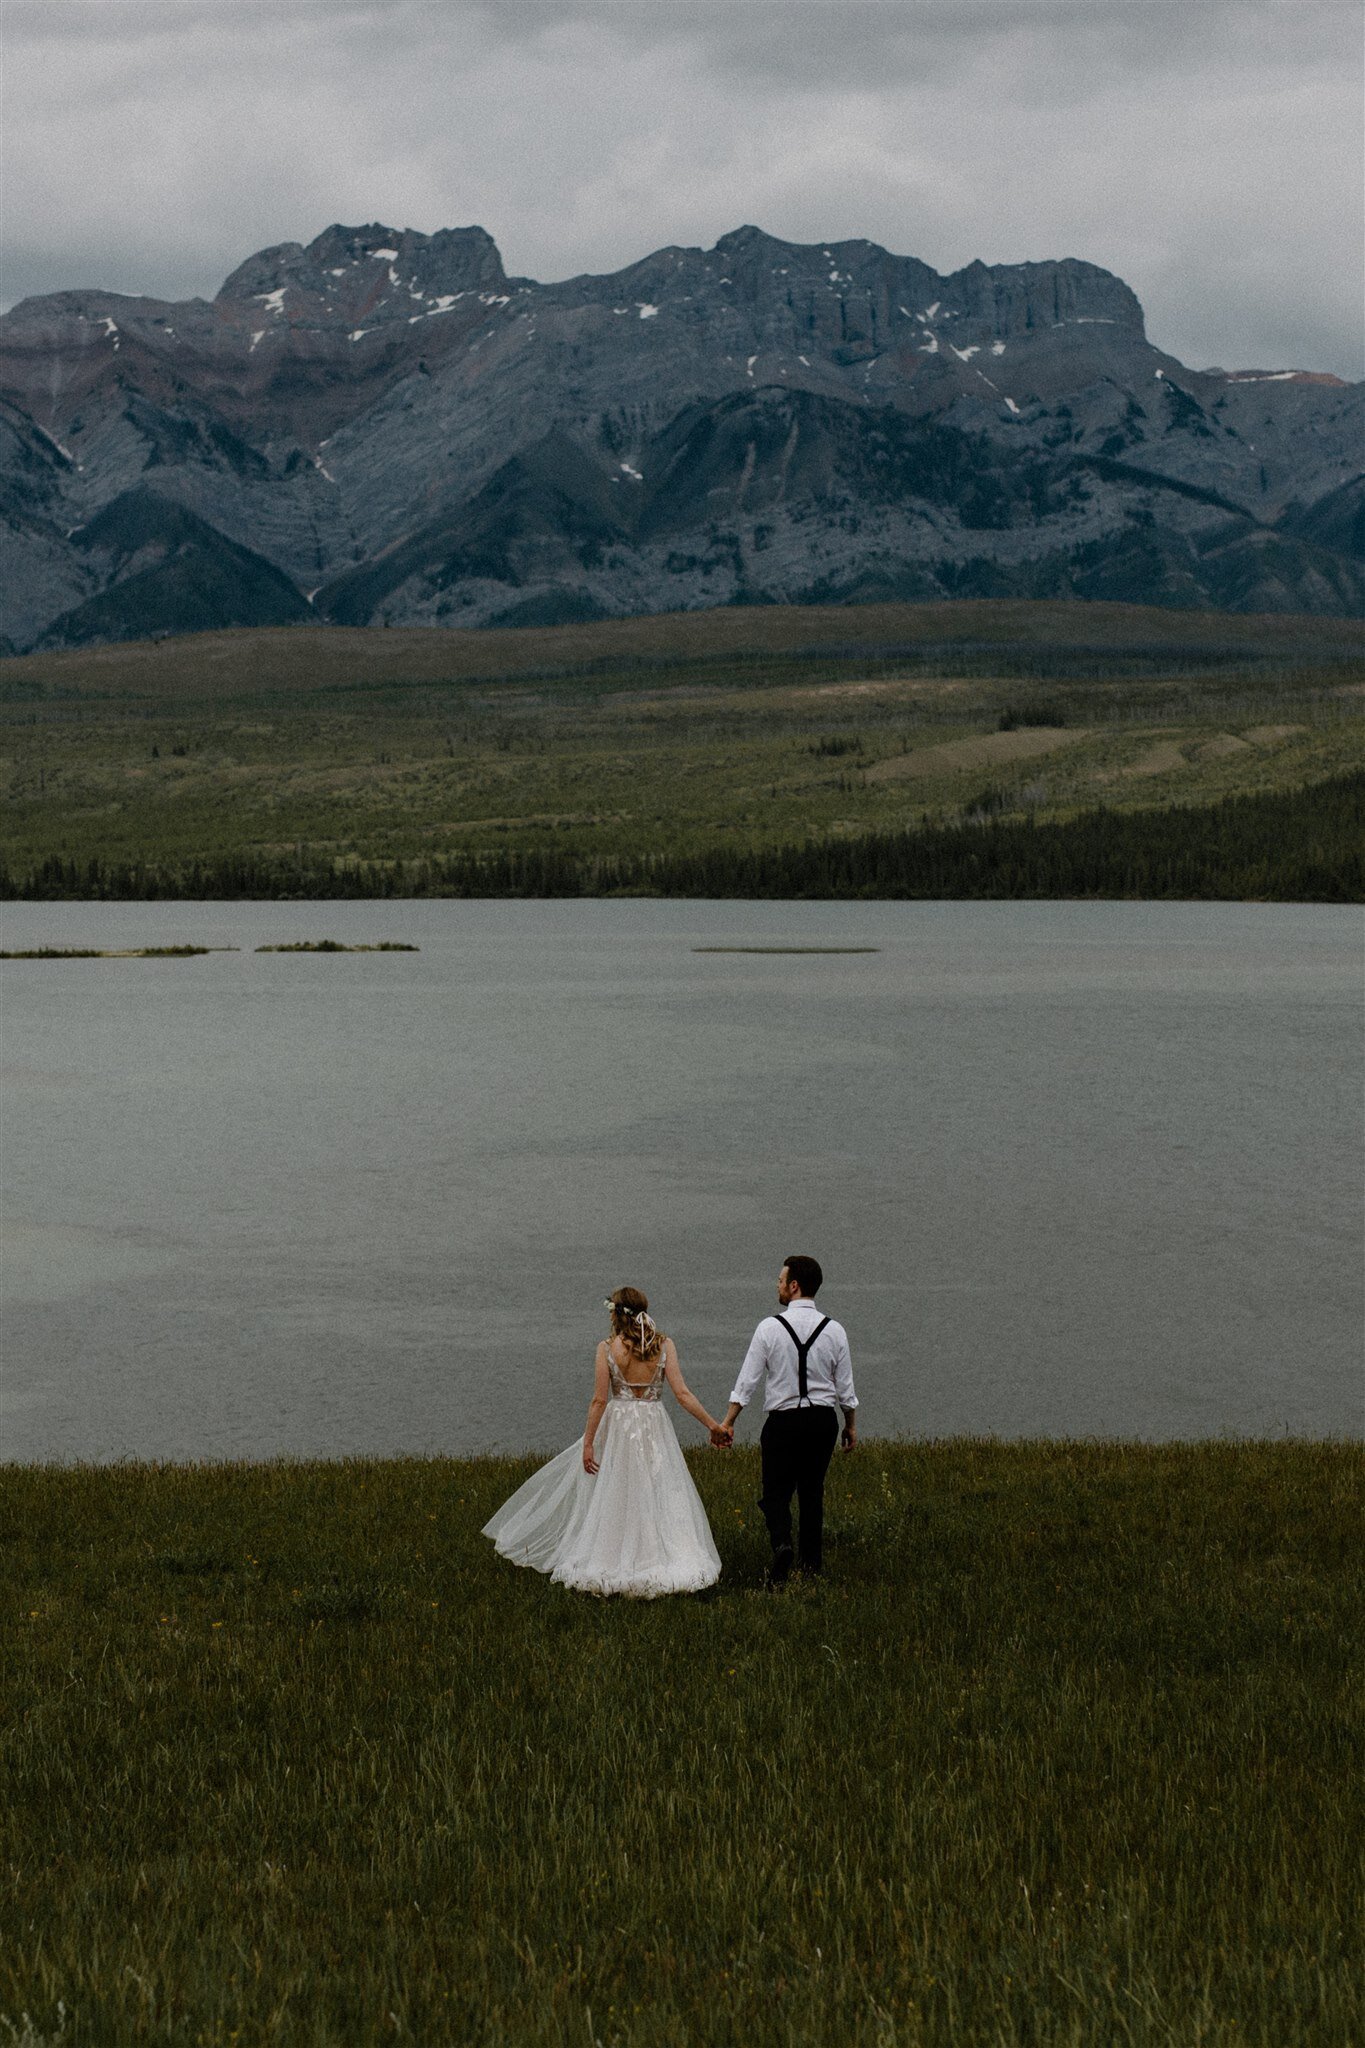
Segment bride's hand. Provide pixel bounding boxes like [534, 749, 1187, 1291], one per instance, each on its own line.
[582, 1440, 599, 1476]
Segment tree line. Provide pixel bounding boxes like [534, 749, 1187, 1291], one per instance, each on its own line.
[3, 771, 1361, 903]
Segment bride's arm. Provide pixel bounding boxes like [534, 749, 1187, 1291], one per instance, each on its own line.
[663, 1339, 722, 1437]
[583, 1343, 610, 1474]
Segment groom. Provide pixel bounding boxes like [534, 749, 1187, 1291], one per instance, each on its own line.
[718, 1255, 858, 1584]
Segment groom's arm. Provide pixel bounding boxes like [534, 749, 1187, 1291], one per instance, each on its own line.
[833, 1329, 858, 1449]
[722, 1325, 770, 1434]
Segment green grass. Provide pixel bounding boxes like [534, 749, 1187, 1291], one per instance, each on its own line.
[3, 1442, 1360, 2046]
[0, 603, 1361, 894]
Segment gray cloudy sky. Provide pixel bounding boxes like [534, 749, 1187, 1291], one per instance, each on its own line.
[4, 0, 1361, 376]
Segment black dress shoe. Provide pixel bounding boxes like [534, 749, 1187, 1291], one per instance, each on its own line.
[767, 1543, 794, 1587]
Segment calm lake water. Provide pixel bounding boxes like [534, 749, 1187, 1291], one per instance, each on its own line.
[0, 899, 1360, 1461]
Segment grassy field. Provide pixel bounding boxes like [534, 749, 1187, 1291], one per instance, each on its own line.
[3, 1441, 1360, 2046]
[1, 602, 1361, 891]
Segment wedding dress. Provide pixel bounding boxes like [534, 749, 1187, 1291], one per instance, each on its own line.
[481, 1353, 722, 1597]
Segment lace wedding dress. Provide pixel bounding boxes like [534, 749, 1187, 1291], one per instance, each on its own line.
[482, 1353, 722, 1597]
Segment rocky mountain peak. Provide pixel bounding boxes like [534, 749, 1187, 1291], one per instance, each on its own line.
[216, 222, 509, 309]
[966, 256, 1146, 340]
[711, 224, 793, 260]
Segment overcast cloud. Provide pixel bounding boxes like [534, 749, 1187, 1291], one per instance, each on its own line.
[3, 0, 1361, 376]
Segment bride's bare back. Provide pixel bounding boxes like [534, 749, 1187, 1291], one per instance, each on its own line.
[605, 1333, 671, 1396]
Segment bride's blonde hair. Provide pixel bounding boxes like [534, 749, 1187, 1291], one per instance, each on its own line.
[607, 1286, 665, 1361]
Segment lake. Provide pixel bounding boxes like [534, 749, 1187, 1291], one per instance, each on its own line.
[0, 899, 1360, 1461]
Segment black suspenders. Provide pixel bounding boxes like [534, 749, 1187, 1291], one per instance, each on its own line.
[775, 1314, 831, 1407]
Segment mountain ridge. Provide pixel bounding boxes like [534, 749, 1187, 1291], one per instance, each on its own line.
[1, 221, 1359, 650]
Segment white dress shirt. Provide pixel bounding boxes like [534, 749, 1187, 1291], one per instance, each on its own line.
[729, 1297, 858, 1416]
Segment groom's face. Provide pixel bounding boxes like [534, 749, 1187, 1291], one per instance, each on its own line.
[777, 1264, 798, 1305]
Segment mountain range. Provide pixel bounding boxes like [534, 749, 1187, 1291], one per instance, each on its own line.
[1, 220, 1361, 652]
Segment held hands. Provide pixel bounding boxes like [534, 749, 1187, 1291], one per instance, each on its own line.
[708, 1422, 734, 1449]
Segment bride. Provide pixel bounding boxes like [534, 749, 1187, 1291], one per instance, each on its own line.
[481, 1287, 726, 1597]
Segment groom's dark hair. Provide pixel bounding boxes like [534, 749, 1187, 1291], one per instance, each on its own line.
[783, 1254, 823, 1297]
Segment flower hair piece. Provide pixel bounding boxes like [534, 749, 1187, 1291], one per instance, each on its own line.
[605, 1292, 662, 1358]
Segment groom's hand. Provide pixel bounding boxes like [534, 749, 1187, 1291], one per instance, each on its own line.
[841, 1421, 857, 1452]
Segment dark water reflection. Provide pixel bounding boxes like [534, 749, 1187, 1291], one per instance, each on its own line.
[1, 900, 1360, 1459]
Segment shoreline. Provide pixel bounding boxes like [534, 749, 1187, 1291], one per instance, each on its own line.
[3, 1433, 1363, 1474]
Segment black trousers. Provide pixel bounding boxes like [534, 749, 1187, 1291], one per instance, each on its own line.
[759, 1405, 840, 1571]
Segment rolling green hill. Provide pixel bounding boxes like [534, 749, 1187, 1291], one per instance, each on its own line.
[2, 602, 1361, 899]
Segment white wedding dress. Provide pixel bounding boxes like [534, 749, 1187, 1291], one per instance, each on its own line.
[482, 1353, 722, 1597]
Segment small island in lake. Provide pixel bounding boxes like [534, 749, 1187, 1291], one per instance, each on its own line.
[0, 945, 234, 959]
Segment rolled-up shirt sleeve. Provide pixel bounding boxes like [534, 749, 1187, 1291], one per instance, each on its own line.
[832, 1327, 858, 1410]
[728, 1324, 770, 1410]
